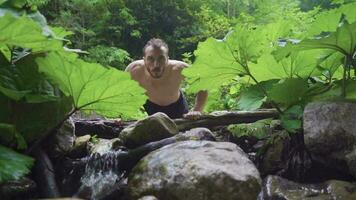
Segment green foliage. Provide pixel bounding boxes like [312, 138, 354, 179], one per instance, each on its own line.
[0, 123, 26, 149]
[36, 52, 146, 118]
[183, 25, 268, 93]
[0, 145, 34, 183]
[228, 119, 273, 139]
[0, 4, 148, 182]
[0, 54, 59, 102]
[84, 45, 132, 70]
[89, 134, 99, 144]
[185, 0, 356, 134]
[237, 82, 271, 111]
[268, 78, 308, 106]
[0, 12, 61, 52]
[280, 105, 304, 133]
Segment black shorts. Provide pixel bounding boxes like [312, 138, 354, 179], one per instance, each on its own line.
[143, 91, 189, 119]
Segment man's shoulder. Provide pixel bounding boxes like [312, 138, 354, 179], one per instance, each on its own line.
[125, 60, 144, 72]
[168, 60, 189, 71]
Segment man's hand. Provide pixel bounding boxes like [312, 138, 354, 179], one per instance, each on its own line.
[183, 111, 203, 120]
[113, 118, 124, 126]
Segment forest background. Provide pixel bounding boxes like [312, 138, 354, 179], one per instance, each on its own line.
[38, 0, 341, 111]
[1, 0, 355, 184]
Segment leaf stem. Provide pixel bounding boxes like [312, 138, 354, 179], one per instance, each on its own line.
[26, 107, 78, 155]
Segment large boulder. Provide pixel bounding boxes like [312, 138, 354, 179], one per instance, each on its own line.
[119, 112, 179, 148]
[129, 141, 261, 200]
[304, 102, 356, 177]
[259, 175, 356, 200]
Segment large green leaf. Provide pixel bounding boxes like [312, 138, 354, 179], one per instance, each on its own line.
[339, 2, 356, 23]
[0, 55, 59, 102]
[0, 145, 33, 183]
[36, 52, 147, 118]
[182, 37, 245, 93]
[183, 25, 268, 93]
[250, 50, 323, 82]
[0, 93, 72, 142]
[278, 22, 356, 57]
[300, 22, 356, 55]
[306, 9, 342, 37]
[267, 78, 309, 106]
[237, 86, 266, 111]
[309, 80, 356, 101]
[317, 51, 344, 79]
[305, 2, 356, 37]
[280, 105, 303, 133]
[237, 80, 278, 111]
[0, 12, 61, 52]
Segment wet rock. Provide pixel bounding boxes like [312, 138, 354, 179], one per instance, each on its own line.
[66, 135, 91, 158]
[39, 198, 84, 200]
[88, 138, 124, 155]
[258, 131, 288, 176]
[0, 177, 37, 200]
[48, 118, 76, 157]
[138, 196, 159, 200]
[129, 141, 261, 200]
[304, 102, 356, 177]
[119, 112, 179, 148]
[259, 175, 356, 200]
[177, 127, 215, 141]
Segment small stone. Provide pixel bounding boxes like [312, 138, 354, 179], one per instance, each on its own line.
[119, 112, 179, 148]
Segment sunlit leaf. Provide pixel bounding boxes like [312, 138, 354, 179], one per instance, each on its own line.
[0, 12, 61, 52]
[250, 50, 323, 82]
[183, 25, 269, 93]
[182, 37, 245, 93]
[36, 52, 147, 118]
[306, 9, 342, 37]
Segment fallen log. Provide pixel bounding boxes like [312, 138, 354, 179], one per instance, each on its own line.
[72, 109, 279, 138]
[73, 119, 134, 138]
[174, 109, 279, 131]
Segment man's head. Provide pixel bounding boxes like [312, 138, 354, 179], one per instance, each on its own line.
[143, 38, 169, 79]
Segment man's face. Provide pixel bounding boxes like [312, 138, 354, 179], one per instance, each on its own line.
[144, 46, 168, 79]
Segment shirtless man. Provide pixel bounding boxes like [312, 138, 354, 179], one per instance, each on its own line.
[125, 38, 208, 119]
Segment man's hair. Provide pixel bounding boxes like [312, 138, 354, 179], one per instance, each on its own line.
[143, 38, 169, 55]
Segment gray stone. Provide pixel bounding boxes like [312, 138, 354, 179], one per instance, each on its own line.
[137, 196, 159, 200]
[177, 127, 215, 141]
[119, 112, 179, 148]
[258, 131, 289, 176]
[52, 118, 76, 154]
[259, 175, 356, 200]
[129, 141, 261, 200]
[304, 102, 356, 176]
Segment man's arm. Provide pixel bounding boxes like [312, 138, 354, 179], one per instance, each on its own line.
[193, 90, 208, 112]
[125, 60, 144, 81]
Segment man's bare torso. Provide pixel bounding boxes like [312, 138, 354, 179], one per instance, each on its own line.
[126, 60, 188, 106]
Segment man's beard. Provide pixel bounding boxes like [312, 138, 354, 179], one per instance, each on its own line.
[148, 68, 164, 79]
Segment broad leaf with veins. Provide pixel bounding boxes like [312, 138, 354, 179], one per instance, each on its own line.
[36, 52, 147, 119]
